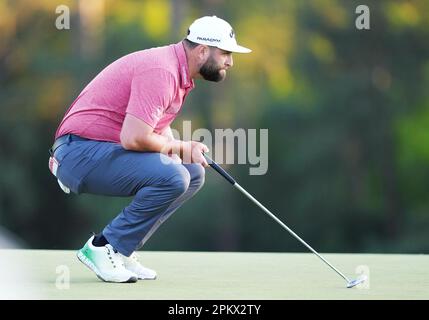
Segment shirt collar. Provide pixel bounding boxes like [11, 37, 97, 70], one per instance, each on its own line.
[173, 41, 194, 90]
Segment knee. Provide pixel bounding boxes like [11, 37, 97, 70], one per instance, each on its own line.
[167, 166, 191, 197]
[191, 164, 205, 189]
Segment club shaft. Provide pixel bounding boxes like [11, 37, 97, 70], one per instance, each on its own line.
[203, 153, 351, 283]
[233, 183, 351, 283]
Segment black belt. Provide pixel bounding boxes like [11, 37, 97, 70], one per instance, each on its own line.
[49, 134, 90, 156]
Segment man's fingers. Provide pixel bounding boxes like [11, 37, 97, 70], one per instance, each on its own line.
[194, 152, 208, 167]
[193, 141, 209, 153]
[189, 141, 210, 166]
[202, 158, 209, 167]
[196, 153, 208, 167]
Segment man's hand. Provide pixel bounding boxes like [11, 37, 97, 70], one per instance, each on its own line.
[181, 141, 209, 167]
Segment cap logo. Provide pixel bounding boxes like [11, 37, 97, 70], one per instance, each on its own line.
[230, 29, 235, 38]
[197, 36, 221, 43]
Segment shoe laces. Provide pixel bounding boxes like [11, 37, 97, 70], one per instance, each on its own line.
[105, 244, 125, 268]
[130, 252, 139, 262]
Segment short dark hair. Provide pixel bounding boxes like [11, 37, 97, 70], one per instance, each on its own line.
[183, 38, 200, 49]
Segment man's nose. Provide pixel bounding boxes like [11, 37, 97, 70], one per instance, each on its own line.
[225, 55, 233, 68]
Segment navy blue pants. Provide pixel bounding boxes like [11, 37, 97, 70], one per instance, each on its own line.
[53, 137, 205, 256]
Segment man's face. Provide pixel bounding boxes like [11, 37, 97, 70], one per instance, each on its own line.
[199, 47, 233, 82]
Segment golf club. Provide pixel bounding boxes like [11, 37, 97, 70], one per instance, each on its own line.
[203, 153, 367, 288]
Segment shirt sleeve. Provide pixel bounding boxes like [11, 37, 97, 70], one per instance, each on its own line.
[126, 68, 176, 128]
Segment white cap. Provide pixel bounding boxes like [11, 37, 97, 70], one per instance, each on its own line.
[186, 16, 252, 54]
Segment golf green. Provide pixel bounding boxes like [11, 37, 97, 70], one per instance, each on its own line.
[0, 250, 427, 299]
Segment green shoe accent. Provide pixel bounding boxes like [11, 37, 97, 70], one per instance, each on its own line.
[81, 243, 94, 262]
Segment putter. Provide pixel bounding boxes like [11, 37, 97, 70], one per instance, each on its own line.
[203, 153, 367, 288]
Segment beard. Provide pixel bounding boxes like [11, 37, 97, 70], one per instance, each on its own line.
[199, 56, 225, 82]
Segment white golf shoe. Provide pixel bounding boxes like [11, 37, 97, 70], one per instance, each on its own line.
[122, 252, 157, 280]
[77, 236, 138, 283]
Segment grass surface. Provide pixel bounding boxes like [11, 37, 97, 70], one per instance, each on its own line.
[0, 250, 428, 299]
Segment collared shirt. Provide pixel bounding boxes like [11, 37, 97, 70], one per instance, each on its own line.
[55, 42, 194, 142]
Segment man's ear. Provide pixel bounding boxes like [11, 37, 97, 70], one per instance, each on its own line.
[196, 45, 210, 62]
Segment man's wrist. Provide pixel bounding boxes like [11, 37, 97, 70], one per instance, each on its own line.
[165, 139, 185, 156]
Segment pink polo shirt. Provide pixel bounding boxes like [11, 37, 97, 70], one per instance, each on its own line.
[55, 42, 194, 142]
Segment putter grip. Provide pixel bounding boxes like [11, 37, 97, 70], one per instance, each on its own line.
[203, 154, 236, 185]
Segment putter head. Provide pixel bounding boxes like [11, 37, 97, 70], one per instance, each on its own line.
[346, 275, 367, 288]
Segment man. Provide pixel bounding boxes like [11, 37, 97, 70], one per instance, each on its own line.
[49, 16, 251, 283]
